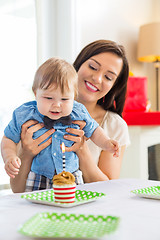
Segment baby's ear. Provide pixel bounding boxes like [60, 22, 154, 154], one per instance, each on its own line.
[33, 90, 37, 97]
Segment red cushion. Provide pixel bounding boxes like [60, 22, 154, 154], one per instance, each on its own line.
[123, 76, 147, 112]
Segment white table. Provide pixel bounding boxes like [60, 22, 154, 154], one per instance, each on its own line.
[1, 178, 160, 240]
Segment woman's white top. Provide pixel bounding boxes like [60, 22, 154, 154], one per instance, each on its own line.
[86, 111, 130, 164]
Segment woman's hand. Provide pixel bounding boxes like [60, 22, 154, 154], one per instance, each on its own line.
[64, 120, 86, 152]
[20, 120, 54, 157]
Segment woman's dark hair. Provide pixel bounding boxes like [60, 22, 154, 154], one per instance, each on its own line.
[73, 40, 129, 117]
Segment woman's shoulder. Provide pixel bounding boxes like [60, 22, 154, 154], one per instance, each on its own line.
[102, 111, 128, 128]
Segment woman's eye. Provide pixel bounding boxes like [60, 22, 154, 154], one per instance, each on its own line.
[89, 64, 97, 71]
[105, 75, 112, 81]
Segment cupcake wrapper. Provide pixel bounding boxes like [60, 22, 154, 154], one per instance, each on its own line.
[53, 188, 76, 193]
[53, 184, 76, 203]
[54, 196, 75, 203]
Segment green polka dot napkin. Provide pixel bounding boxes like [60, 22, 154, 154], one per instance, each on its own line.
[18, 212, 120, 238]
[131, 186, 160, 199]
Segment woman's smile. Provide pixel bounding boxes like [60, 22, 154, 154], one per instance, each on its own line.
[85, 80, 99, 92]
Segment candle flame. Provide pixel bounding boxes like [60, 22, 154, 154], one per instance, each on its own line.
[62, 142, 65, 153]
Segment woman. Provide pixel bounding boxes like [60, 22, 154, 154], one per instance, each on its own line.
[10, 40, 130, 192]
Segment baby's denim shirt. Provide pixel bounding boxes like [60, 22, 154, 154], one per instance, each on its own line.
[4, 100, 99, 179]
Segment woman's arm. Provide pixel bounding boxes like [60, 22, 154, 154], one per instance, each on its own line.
[10, 142, 33, 193]
[98, 145, 126, 179]
[76, 141, 109, 182]
[76, 141, 125, 182]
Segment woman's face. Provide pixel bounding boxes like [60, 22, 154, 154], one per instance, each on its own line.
[77, 52, 123, 104]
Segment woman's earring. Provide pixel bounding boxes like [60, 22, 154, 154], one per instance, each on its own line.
[103, 96, 105, 103]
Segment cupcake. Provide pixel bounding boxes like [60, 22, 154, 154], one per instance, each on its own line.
[53, 171, 76, 203]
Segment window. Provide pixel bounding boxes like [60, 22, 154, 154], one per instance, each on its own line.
[0, 0, 37, 185]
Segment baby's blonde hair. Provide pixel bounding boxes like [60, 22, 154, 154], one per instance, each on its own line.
[32, 57, 78, 97]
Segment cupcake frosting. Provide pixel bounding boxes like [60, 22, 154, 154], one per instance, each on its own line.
[53, 171, 75, 185]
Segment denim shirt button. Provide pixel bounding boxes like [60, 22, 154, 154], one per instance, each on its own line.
[54, 134, 57, 138]
[53, 152, 56, 156]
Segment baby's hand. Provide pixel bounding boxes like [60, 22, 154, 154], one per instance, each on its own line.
[4, 157, 21, 178]
[107, 139, 120, 158]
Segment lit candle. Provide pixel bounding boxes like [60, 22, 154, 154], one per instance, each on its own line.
[62, 142, 66, 171]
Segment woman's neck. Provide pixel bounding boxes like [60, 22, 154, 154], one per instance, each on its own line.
[77, 98, 96, 116]
[77, 97, 106, 124]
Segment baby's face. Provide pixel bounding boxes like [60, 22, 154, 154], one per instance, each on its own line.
[35, 84, 74, 120]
